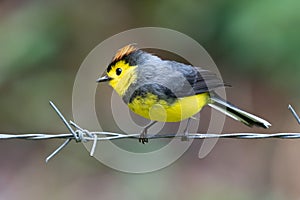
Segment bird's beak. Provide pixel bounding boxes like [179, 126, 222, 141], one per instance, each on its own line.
[96, 75, 112, 83]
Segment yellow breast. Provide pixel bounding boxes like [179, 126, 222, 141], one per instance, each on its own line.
[128, 92, 209, 122]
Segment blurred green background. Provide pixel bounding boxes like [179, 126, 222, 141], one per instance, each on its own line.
[1, 0, 300, 199]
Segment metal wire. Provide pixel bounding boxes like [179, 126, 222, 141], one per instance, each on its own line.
[3, 132, 300, 140]
[1, 102, 299, 163]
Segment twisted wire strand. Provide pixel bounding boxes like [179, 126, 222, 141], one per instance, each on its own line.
[2, 132, 300, 141]
[0, 102, 299, 162]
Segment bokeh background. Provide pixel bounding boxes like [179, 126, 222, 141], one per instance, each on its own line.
[1, 0, 300, 199]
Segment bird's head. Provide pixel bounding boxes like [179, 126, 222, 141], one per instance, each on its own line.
[97, 44, 140, 96]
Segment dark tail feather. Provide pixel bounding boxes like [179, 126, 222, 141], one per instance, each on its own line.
[209, 93, 271, 129]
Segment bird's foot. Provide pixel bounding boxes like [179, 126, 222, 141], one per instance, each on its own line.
[139, 129, 148, 144]
[181, 118, 191, 141]
[181, 130, 190, 141]
[138, 121, 157, 144]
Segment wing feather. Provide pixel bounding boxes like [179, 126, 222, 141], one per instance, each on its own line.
[130, 54, 227, 100]
[162, 61, 227, 97]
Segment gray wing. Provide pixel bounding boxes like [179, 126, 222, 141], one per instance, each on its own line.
[136, 59, 227, 98]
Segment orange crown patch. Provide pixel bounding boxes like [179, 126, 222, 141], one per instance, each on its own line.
[112, 44, 137, 62]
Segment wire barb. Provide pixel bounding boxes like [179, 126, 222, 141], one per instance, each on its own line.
[49, 101, 79, 141]
[0, 102, 300, 162]
[45, 139, 71, 163]
[288, 104, 300, 124]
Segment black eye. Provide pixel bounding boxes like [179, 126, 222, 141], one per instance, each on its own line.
[116, 68, 122, 76]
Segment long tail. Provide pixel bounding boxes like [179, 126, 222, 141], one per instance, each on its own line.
[208, 92, 271, 128]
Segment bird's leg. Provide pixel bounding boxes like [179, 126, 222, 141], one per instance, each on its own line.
[139, 121, 157, 144]
[182, 118, 192, 141]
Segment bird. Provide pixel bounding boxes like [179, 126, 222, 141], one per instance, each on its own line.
[97, 44, 271, 143]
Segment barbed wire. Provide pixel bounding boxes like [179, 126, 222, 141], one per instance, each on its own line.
[1, 102, 300, 163]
